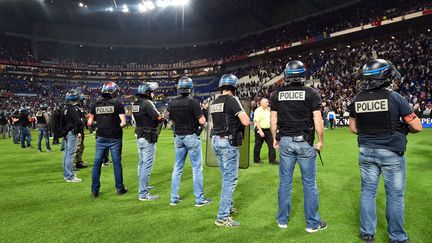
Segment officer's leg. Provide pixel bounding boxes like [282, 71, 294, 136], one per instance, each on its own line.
[216, 143, 239, 220]
[109, 138, 125, 191]
[62, 135, 68, 179]
[264, 130, 276, 163]
[297, 142, 321, 229]
[92, 137, 106, 192]
[38, 128, 43, 150]
[170, 136, 188, 203]
[186, 134, 205, 203]
[74, 135, 83, 164]
[359, 147, 381, 237]
[253, 129, 264, 163]
[276, 137, 297, 225]
[380, 150, 408, 242]
[64, 132, 77, 180]
[137, 138, 155, 198]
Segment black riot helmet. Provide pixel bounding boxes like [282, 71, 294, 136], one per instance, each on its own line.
[361, 59, 401, 90]
[284, 60, 306, 83]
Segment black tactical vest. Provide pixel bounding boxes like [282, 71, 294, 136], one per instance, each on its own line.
[276, 85, 314, 136]
[210, 95, 241, 136]
[354, 89, 392, 135]
[94, 98, 118, 129]
[36, 111, 47, 124]
[170, 96, 197, 135]
[132, 98, 158, 130]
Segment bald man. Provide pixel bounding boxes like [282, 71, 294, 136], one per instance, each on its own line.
[253, 98, 277, 164]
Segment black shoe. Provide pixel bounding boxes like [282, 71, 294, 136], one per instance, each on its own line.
[359, 233, 374, 243]
[117, 187, 128, 196]
[92, 191, 99, 198]
[76, 162, 88, 169]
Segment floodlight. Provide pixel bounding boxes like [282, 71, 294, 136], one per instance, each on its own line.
[78, 2, 84, 7]
[144, 1, 155, 10]
[106, 7, 114, 12]
[122, 4, 129, 13]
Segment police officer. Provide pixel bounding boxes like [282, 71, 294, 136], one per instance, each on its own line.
[36, 104, 52, 152]
[88, 82, 127, 197]
[349, 59, 422, 243]
[62, 90, 84, 183]
[132, 82, 163, 201]
[270, 60, 326, 231]
[73, 94, 88, 169]
[168, 77, 212, 207]
[210, 74, 249, 227]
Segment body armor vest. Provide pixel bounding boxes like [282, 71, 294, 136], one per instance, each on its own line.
[170, 96, 197, 135]
[132, 98, 158, 130]
[94, 98, 118, 129]
[210, 95, 241, 136]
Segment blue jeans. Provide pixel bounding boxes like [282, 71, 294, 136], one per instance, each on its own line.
[37, 126, 51, 150]
[277, 136, 321, 228]
[358, 147, 408, 241]
[171, 134, 205, 204]
[137, 138, 156, 198]
[13, 125, 20, 143]
[211, 136, 239, 219]
[62, 131, 77, 180]
[19, 126, 31, 148]
[92, 137, 124, 192]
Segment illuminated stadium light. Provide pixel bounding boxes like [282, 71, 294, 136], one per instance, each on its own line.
[138, 3, 146, 12]
[391, 36, 395, 39]
[79, 44, 83, 47]
[321, 50, 325, 53]
[333, 48, 337, 51]
[139, 1, 155, 12]
[105, 7, 114, 12]
[156, 0, 189, 8]
[428, 29, 430, 32]
[78, 2, 84, 7]
[347, 45, 351, 48]
[122, 4, 129, 13]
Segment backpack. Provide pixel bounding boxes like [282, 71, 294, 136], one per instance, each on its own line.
[51, 105, 68, 138]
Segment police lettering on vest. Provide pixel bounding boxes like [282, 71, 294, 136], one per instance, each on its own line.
[96, 106, 115, 114]
[210, 95, 242, 137]
[352, 89, 392, 135]
[132, 99, 159, 130]
[355, 99, 388, 113]
[278, 90, 306, 101]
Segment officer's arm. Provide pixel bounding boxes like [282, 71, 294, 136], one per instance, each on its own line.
[119, 114, 127, 127]
[87, 114, 94, 127]
[44, 113, 50, 126]
[198, 115, 206, 125]
[313, 111, 324, 150]
[270, 111, 277, 141]
[403, 113, 422, 133]
[349, 117, 358, 134]
[237, 111, 250, 127]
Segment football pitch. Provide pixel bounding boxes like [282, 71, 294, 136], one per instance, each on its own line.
[0, 128, 431, 242]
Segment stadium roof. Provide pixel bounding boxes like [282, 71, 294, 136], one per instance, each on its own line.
[0, 0, 358, 45]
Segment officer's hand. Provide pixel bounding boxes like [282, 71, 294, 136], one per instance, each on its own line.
[77, 133, 82, 138]
[314, 142, 323, 152]
[259, 131, 265, 138]
[273, 139, 279, 149]
[120, 122, 126, 128]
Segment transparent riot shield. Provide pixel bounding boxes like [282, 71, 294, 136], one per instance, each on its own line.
[205, 98, 250, 169]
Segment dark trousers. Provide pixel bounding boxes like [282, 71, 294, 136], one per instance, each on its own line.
[254, 128, 276, 163]
[329, 119, 335, 129]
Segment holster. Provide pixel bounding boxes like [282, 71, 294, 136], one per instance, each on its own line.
[144, 130, 159, 143]
[302, 127, 315, 146]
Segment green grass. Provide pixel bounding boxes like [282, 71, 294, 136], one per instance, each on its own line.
[0, 128, 431, 242]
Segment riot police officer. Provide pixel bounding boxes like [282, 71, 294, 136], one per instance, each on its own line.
[36, 104, 52, 152]
[210, 74, 249, 227]
[62, 90, 84, 182]
[168, 76, 211, 207]
[270, 60, 327, 231]
[87, 82, 127, 197]
[349, 59, 422, 243]
[132, 82, 163, 201]
[73, 94, 88, 169]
